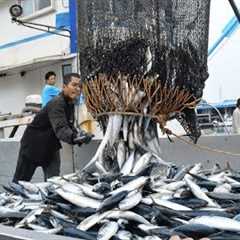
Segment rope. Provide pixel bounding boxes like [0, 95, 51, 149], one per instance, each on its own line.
[94, 111, 159, 120]
[93, 111, 240, 157]
[165, 128, 240, 157]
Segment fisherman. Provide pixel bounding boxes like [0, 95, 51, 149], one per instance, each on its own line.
[13, 73, 93, 183]
[232, 98, 240, 134]
[41, 71, 60, 107]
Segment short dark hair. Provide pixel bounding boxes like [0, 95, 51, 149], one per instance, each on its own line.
[237, 98, 240, 107]
[63, 73, 81, 85]
[45, 71, 56, 81]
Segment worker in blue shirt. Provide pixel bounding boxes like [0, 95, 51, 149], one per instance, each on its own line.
[41, 71, 60, 107]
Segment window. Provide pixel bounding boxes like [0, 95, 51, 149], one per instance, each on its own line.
[62, 0, 69, 8]
[62, 64, 72, 78]
[37, 0, 51, 10]
[22, 0, 53, 18]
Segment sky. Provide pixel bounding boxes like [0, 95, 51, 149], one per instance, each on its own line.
[204, 0, 240, 103]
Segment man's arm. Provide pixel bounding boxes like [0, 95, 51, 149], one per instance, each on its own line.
[232, 110, 238, 133]
[47, 100, 76, 144]
[48, 86, 61, 98]
[236, 109, 240, 133]
[42, 86, 61, 107]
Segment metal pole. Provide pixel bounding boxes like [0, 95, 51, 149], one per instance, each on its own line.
[206, 103, 231, 135]
[69, 0, 78, 53]
[228, 0, 240, 23]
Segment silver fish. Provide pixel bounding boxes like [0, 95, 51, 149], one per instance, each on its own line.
[77, 211, 111, 231]
[225, 175, 240, 185]
[61, 183, 83, 195]
[190, 215, 240, 232]
[118, 190, 142, 210]
[107, 210, 151, 225]
[22, 201, 45, 211]
[144, 236, 163, 240]
[132, 152, 152, 175]
[144, 46, 152, 75]
[95, 160, 108, 174]
[138, 224, 162, 234]
[152, 198, 192, 211]
[133, 120, 142, 145]
[116, 230, 132, 240]
[149, 190, 173, 200]
[18, 181, 39, 194]
[28, 223, 49, 231]
[56, 188, 101, 209]
[82, 115, 114, 171]
[173, 165, 193, 181]
[15, 207, 44, 228]
[144, 131, 160, 156]
[47, 177, 68, 186]
[184, 175, 219, 208]
[141, 197, 154, 205]
[117, 218, 129, 228]
[123, 116, 129, 142]
[0, 206, 26, 219]
[79, 184, 104, 200]
[50, 209, 73, 222]
[36, 226, 63, 234]
[207, 172, 226, 183]
[35, 182, 52, 196]
[110, 176, 148, 195]
[207, 192, 240, 201]
[97, 221, 119, 240]
[161, 181, 186, 191]
[133, 90, 145, 105]
[117, 140, 126, 169]
[128, 131, 135, 150]
[109, 115, 122, 146]
[189, 163, 202, 175]
[213, 183, 231, 193]
[121, 151, 135, 175]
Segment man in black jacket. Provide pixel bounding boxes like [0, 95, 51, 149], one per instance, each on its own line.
[13, 73, 92, 182]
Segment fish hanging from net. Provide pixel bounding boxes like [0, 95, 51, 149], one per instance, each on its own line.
[77, 0, 211, 143]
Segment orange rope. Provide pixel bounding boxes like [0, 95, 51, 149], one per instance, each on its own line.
[165, 128, 240, 157]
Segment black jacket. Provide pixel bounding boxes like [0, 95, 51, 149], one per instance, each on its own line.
[20, 93, 77, 166]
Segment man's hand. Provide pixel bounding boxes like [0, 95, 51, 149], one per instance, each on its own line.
[73, 130, 94, 146]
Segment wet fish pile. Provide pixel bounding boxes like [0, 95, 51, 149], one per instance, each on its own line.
[1, 159, 240, 239]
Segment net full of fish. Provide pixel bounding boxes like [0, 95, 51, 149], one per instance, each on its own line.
[78, 0, 211, 143]
[1, 162, 240, 239]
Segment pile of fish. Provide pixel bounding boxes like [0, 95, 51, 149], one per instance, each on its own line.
[0, 114, 239, 239]
[1, 160, 240, 239]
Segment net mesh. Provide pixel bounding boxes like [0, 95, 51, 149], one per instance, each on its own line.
[77, 0, 211, 142]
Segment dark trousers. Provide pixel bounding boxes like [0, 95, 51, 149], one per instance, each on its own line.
[12, 148, 60, 183]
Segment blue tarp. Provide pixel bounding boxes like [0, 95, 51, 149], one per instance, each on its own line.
[197, 99, 236, 110]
